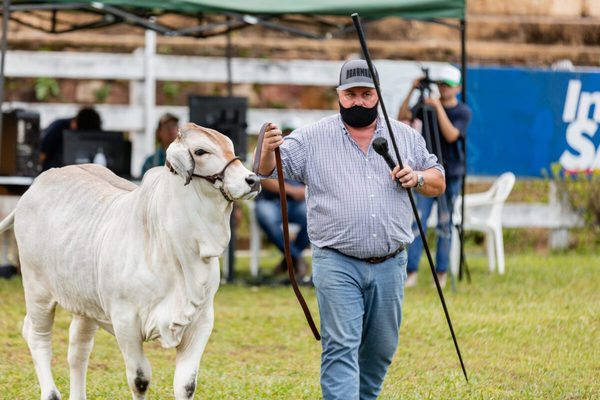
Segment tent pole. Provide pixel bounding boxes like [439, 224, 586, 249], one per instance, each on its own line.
[225, 16, 236, 283]
[226, 25, 233, 97]
[458, 18, 470, 282]
[144, 28, 156, 170]
[0, 0, 11, 152]
[460, 19, 466, 105]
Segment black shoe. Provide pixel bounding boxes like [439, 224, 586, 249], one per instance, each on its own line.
[273, 258, 288, 276]
[0, 265, 17, 279]
[298, 274, 313, 287]
[294, 258, 309, 279]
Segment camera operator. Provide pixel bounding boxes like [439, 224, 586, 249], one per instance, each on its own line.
[397, 64, 472, 288]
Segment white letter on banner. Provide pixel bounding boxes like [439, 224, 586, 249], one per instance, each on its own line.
[563, 80, 581, 123]
[576, 91, 600, 122]
[559, 119, 597, 171]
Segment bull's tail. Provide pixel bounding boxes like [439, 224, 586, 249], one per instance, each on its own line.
[0, 209, 16, 233]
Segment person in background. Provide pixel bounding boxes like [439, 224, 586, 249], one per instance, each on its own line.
[397, 64, 472, 288]
[257, 59, 445, 400]
[255, 116, 310, 279]
[39, 107, 102, 171]
[141, 112, 180, 176]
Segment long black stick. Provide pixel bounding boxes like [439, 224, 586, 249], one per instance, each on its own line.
[351, 12, 468, 383]
[0, 0, 11, 154]
[458, 19, 471, 283]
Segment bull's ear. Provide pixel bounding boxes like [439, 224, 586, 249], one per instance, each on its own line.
[166, 140, 195, 185]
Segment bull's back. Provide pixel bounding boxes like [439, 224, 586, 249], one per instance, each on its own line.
[15, 165, 139, 317]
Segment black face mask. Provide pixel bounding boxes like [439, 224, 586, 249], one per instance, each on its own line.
[339, 101, 379, 128]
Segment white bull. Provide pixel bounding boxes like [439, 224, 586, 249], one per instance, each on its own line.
[0, 123, 260, 400]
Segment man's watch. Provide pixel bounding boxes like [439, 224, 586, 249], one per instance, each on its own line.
[416, 173, 424, 188]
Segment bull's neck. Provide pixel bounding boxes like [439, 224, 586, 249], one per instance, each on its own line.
[141, 169, 233, 261]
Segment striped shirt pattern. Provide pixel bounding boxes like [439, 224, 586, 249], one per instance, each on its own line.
[265, 113, 443, 259]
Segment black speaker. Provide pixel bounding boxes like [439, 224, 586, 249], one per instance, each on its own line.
[1, 109, 41, 176]
[188, 96, 248, 161]
[62, 130, 131, 177]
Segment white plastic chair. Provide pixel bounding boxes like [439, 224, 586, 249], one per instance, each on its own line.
[450, 172, 516, 276]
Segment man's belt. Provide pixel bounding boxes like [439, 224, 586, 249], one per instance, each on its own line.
[324, 246, 405, 264]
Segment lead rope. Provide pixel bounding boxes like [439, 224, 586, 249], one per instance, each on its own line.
[254, 122, 321, 341]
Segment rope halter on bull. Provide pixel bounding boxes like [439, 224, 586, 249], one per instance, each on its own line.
[166, 153, 241, 202]
[254, 122, 321, 341]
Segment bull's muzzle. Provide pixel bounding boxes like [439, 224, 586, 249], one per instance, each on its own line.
[245, 174, 261, 193]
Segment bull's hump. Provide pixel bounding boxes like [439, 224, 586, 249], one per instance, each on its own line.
[40, 164, 137, 193]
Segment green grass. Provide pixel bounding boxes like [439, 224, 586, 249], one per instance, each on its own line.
[1, 252, 600, 399]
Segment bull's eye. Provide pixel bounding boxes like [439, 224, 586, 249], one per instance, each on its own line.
[194, 149, 208, 156]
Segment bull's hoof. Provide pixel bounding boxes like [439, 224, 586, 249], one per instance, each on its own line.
[135, 368, 149, 394]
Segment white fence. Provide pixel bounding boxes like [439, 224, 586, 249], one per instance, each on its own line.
[2, 46, 438, 175]
[0, 46, 581, 239]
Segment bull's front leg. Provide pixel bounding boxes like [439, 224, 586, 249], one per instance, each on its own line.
[112, 314, 152, 400]
[173, 303, 215, 399]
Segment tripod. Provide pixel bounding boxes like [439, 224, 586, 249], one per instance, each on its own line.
[410, 70, 470, 288]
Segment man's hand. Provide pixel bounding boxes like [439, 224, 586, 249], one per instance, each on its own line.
[286, 185, 306, 201]
[260, 179, 306, 201]
[412, 77, 424, 90]
[390, 165, 419, 188]
[256, 123, 283, 175]
[424, 96, 442, 110]
[263, 123, 284, 152]
[399, 77, 426, 121]
[390, 166, 446, 196]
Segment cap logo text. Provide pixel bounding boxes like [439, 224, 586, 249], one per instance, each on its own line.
[346, 68, 372, 79]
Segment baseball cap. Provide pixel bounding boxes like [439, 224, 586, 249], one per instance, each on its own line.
[432, 64, 462, 87]
[337, 59, 378, 91]
[157, 112, 179, 130]
[281, 116, 302, 132]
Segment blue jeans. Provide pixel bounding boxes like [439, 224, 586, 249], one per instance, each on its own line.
[255, 198, 310, 260]
[407, 178, 461, 274]
[312, 246, 407, 400]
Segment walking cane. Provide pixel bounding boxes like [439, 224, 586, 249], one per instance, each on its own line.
[351, 13, 469, 383]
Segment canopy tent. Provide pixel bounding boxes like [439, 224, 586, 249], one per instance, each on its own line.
[0, 0, 467, 131]
[0, 0, 469, 280]
[0, 0, 466, 98]
[4, 1, 465, 34]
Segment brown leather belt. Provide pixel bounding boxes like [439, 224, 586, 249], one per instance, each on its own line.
[323, 246, 405, 264]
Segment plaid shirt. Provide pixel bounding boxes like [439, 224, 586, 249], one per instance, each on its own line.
[265, 113, 443, 259]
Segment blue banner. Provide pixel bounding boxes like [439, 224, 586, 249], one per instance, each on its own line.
[466, 66, 600, 177]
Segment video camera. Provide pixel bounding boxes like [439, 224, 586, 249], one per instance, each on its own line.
[411, 66, 442, 161]
[416, 66, 435, 95]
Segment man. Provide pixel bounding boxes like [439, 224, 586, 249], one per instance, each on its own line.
[255, 117, 310, 279]
[40, 107, 102, 171]
[258, 59, 445, 400]
[397, 64, 472, 288]
[141, 112, 179, 176]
